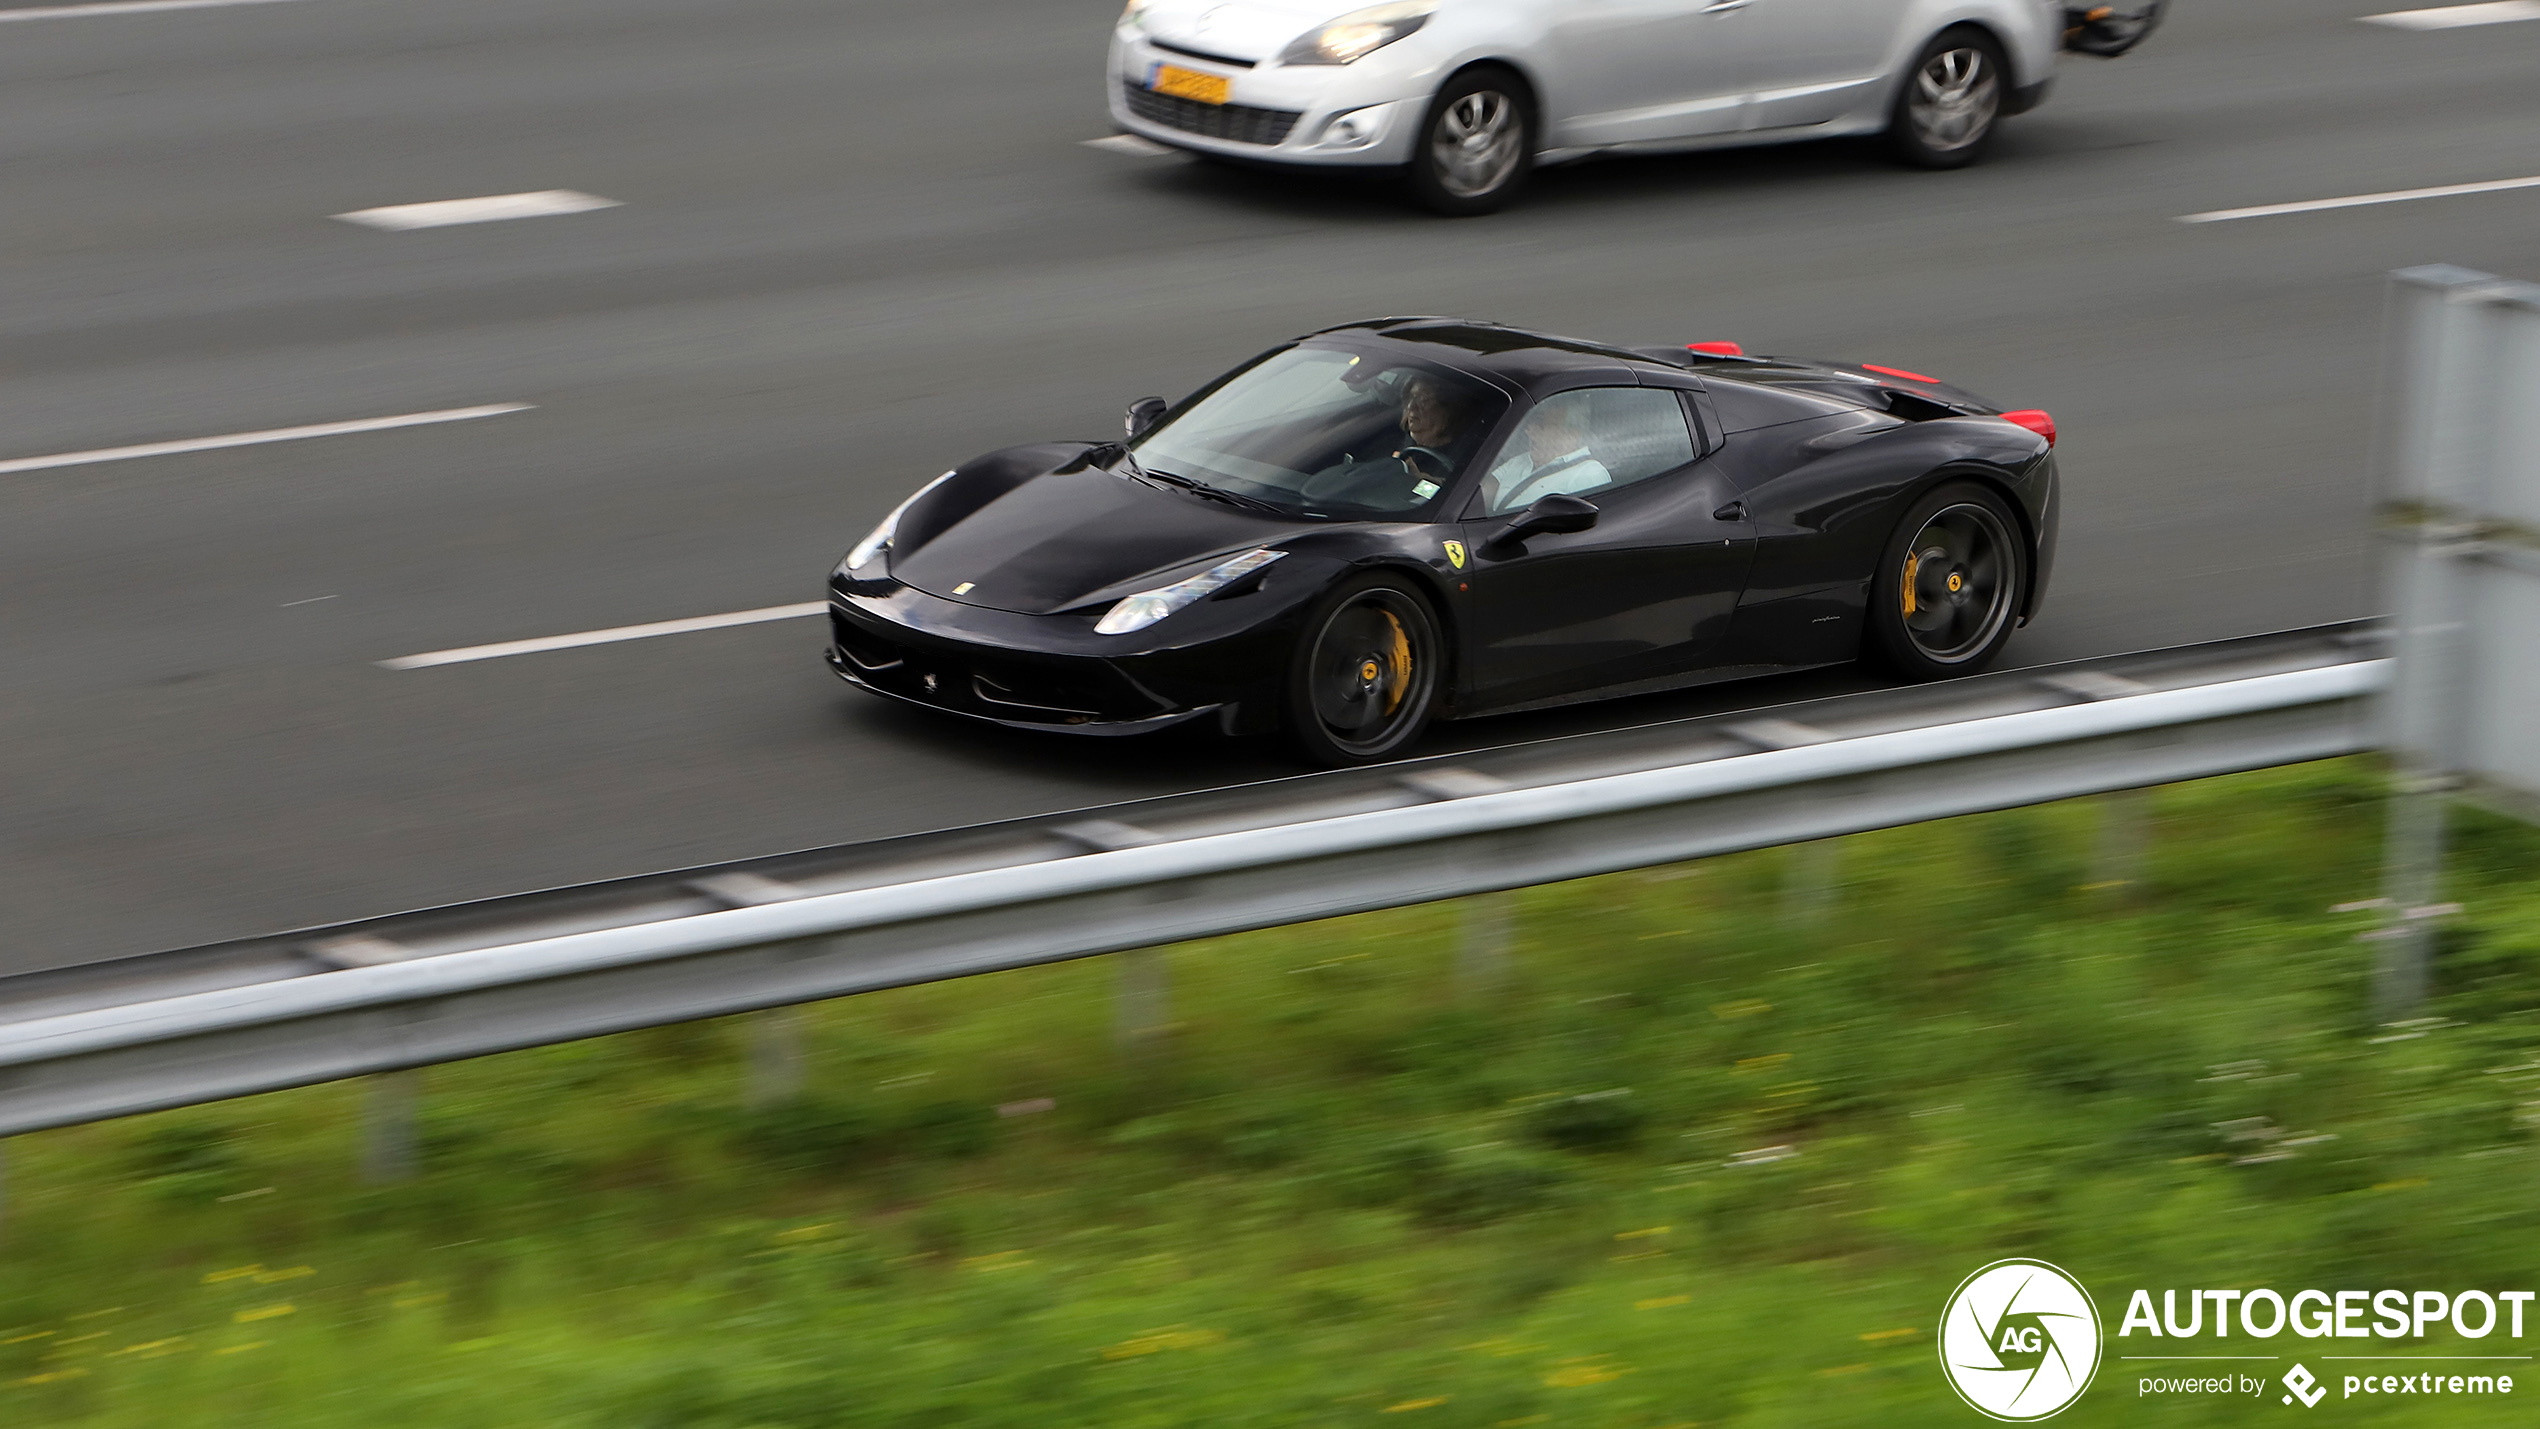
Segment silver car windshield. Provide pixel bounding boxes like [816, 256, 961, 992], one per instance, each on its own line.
[1127, 345, 1505, 518]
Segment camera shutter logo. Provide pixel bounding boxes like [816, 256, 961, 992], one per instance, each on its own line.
[1939, 1259, 2103, 1420]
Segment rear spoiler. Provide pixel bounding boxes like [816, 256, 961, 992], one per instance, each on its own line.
[1633, 345, 2052, 444]
[1633, 344, 2001, 413]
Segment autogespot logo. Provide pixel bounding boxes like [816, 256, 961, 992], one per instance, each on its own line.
[1941, 1259, 2105, 1420]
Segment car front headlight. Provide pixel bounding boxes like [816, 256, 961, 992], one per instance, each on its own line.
[1094, 548, 1286, 635]
[1278, 0, 1434, 65]
[1119, 0, 1153, 29]
[847, 470, 955, 571]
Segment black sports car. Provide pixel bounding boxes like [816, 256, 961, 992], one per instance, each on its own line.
[826, 319, 2058, 765]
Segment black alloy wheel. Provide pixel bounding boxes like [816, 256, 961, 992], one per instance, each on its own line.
[1407, 67, 1535, 216]
[1866, 480, 2027, 680]
[1284, 575, 1442, 765]
[2066, 0, 2166, 57]
[1886, 29, 2006, 169]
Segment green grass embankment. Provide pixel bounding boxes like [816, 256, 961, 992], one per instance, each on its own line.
[6, 760, 2540, 1427]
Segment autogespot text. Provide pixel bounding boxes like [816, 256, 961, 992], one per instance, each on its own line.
[2118, 1286, 2532, 1340]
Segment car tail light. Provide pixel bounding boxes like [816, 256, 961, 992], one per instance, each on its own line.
[1999, 409, 2056, 446]
[1685, 341, 1743, 356]
[1861, 362, 1940, 383]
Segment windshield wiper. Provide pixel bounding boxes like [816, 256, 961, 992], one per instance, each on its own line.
[1084, 443, 1293, 515]
[1137, 468, 1291, 515]
[1084, 442, 1178, 492]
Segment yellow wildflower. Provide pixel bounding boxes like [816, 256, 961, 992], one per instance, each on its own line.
[1543, 1356, 1631, 1388]
[1101, 1326, 1225, 1360]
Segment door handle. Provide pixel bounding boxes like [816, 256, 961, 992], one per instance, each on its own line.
[1712, 500, 1747, 521]
[1701, 0, 1749, 12]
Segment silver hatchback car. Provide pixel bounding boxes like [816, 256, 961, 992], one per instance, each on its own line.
[1109, 0, 2093, 213]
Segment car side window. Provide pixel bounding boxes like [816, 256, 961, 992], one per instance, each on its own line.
[1481, 387, 1697, 515]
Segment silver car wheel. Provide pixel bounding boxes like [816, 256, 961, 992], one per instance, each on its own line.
[1907, 46, 1998, 153]
[1429, 89, 1522, 199]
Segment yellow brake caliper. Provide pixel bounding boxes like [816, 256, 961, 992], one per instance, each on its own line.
[1378, 612, 1412, 716]
[1901, 550, 1921, 617]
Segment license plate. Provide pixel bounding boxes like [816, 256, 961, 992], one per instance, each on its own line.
[1150, 64, 1230, 105]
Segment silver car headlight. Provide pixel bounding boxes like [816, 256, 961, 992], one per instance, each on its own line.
[847, 470, 955, 571]
[1278, 0, 1434, 65]
[1095, 548, 1286, 635]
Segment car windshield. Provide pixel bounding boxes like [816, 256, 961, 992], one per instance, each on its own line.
[1125, 344, 1506, 518]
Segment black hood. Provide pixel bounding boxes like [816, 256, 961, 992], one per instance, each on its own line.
[891, 463, 1294, 616]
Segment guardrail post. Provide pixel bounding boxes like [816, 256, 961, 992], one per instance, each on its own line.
[2369, 264, 2540, 1017]
[2088, 788, 2153, 902]
[2374, 774, 2449, 1019]
[1456, 891, 1514, 997]
[362, 1071, 420, 1184]
[747, 1008, 807, 1108]
[1783, 839, 1841, 926]
[1117, 949, 1169, 1053]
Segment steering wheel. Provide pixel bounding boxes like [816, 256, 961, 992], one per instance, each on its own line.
[1398, 446, 1453, 480]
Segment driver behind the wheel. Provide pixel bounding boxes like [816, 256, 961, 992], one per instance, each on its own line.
[1485, 393, 1612, 513]
[1302, 372, 1471, 506]
[1394, 374, 1464, 469]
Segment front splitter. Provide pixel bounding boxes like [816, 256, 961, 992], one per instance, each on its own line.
[826, 649, 1225, 738]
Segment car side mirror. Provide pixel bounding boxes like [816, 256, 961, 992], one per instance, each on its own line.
[1490, 493, 1599, 548]
[1125, 396, 1169, 441]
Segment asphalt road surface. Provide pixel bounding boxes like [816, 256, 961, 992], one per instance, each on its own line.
[3, 0, 2535, 974]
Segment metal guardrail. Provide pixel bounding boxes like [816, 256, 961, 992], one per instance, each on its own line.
[0, 623, 2387, 1137]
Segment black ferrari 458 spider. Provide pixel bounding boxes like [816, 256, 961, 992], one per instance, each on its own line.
[826, 319, 2058, 765]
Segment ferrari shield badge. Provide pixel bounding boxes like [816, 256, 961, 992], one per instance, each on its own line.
[1443, 540, 1466, 570]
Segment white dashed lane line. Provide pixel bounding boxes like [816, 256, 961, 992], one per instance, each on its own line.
[380, 604, 829, 670]
[0, 403, 532, 477]
[1082, 134, 1176, 157]
[0, 0, 307, 21]
[335, 191, 621, 232]
[2178, 174, 2540, 223]
[2360, 1, 2540, 27]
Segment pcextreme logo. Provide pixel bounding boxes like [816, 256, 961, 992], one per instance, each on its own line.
[2284, 1364, 2327, 1407]
[1940, 1259, 2104, 1421]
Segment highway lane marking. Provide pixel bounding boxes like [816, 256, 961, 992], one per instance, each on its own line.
[1083, 134, 1176, 157]
[380, 604, 828, 670]
[0, 0, 307, 19]
[0, 403, 532, 476]
[2178, 174, 2540, 223]
[2360, 0, 2540, 26]
[335, 191, 621, 232]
